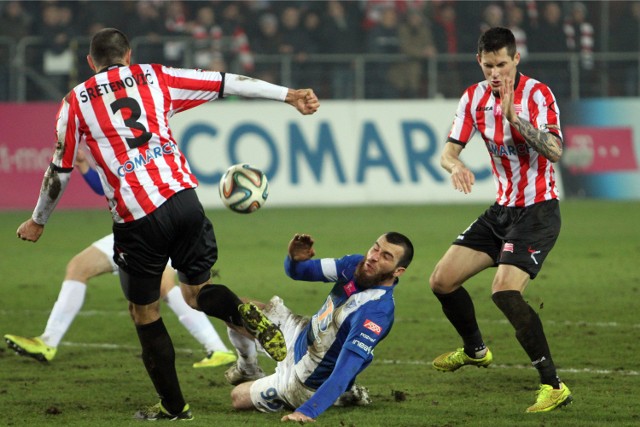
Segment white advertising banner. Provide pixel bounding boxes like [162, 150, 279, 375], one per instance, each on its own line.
[169, 99, 499, 209]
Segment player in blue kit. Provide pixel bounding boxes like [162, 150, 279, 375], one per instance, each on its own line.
[224, 232, 414, 423]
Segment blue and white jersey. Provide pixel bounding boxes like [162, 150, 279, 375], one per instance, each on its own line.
[285, 254, 396, 390]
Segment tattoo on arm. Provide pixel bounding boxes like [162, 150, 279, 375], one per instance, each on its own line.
[511, 117, 563, 162]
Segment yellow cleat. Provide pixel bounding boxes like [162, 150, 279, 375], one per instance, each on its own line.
[432, 347, 493, 372]
[133, 402, 193, 421]
[192, 350, 237, 368]
[4, 334, 57, 362]
[526, 383, 573, 413]
[238, 302, 287, 362]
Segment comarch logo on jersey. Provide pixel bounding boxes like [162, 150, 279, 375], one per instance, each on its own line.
[117, 142, 178, 176]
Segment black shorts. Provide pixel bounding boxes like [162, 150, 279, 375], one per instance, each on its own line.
[452, 199, 561, 279]
[112, 188, 218, 304]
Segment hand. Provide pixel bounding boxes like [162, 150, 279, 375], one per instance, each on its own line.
[281, 411, 315, 423]
[74, 147, 90, 174]
[450, 164, 475, 194]
[288, 233, 315, 262]
[286, 89, 319, 115]
[17, 219, 44, 242]
[499, 76, 517, 123]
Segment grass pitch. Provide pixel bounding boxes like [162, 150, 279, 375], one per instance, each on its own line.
[1, 201, 639, 426]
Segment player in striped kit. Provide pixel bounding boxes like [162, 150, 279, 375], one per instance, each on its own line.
[224, 232, 414, 423]
[16, 28, 319, 420]
[429, 27, 572, 412]
[5, 149, 236, 369]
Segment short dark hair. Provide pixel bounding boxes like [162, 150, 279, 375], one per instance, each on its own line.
[384, 232, 414, 268]
[477, 27, 517, 58]
[90, 28, 130, 67]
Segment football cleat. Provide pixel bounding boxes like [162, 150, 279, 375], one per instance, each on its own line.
[4, 334, 57, 362]
[334, 384, 372, 407]
[133, 402, 193, 421]
[224, 362, 266, 386]
[238, 302, 286, 362]
[526, 383, 573, 413]
[192, 350, 237, 368]
[432, 347, 493, 372]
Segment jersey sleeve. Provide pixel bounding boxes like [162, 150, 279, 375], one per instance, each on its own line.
[447, 87, 477, 146]
[284, 257, 336, 282]
[81, 167, 105, 196]
[295, 348, 366, 419]
[156, 65, 225, 116]
[54, 97, 80, 171]
[284, 254, 362, 283]
[530, 84, 563, 141]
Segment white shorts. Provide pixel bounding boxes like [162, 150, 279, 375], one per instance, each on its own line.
[249, 296, 313, 412]
[91, 234, 118, 275]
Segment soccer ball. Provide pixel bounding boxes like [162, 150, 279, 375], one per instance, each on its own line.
[218, 163, 269, 214]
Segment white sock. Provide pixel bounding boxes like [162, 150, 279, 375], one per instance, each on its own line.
[227, 326, 258, 371]
[41, 280, 87, 348]
[164, 286, 228, 353]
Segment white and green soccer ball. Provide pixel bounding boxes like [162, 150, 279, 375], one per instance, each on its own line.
[218, 163, 269, 214]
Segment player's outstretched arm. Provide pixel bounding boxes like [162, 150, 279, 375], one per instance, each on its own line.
[285, 89, 319, 115]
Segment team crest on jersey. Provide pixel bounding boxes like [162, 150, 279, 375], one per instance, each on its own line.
[515, 104, 522, 114]
[363, 319, 382, 335]
[343, 281, 356, 297]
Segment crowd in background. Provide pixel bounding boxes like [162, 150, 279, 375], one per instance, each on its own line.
[1, 0, 639, 101]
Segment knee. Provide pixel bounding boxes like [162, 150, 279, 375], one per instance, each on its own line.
[230, 386, 251, 410]
[183, 291, 199, 310]
[429, 264, 453, 294]
[129, 302, 160, 325]
[65, 255, 92, 282]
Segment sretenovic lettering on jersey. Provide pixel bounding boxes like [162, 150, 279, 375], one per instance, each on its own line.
[78, 71, 154, 103]
[117, 142, 178, 176]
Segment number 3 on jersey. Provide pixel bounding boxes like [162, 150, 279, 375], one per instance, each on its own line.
[110, 97, 152, 148]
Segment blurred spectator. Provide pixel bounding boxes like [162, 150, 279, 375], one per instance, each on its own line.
[480, 3, 504, 34]
[163, 0, 189, 67]
[366, 6, 402, 99]
[0, 1, 32, 100]
[397, 8, 436, 98]
[251, 13, 281, 83]
[127, 1, 165, 64]
[278, 5, 312, 87]
[431, 2, 466, 97]
[190, 5, 222, 69]
[320, 0, 363, 99]
[529, 1, 569, 98]
[77, 0, 128, 37]
[217, 2, 254, 73]
[300, 9, 324, 94]
[38, 3, 77, 98]
[564, 1, 596, 97]
[0, 1, 32, 39]
[611, 1, 640, 96]
[505, 3, 529, 60]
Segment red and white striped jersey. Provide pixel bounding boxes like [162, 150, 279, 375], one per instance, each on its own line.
[54, 64, 225, 223]
[448, 73, 563, 207]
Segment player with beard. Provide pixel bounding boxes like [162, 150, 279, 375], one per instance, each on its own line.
[222, 232, 414, 423]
